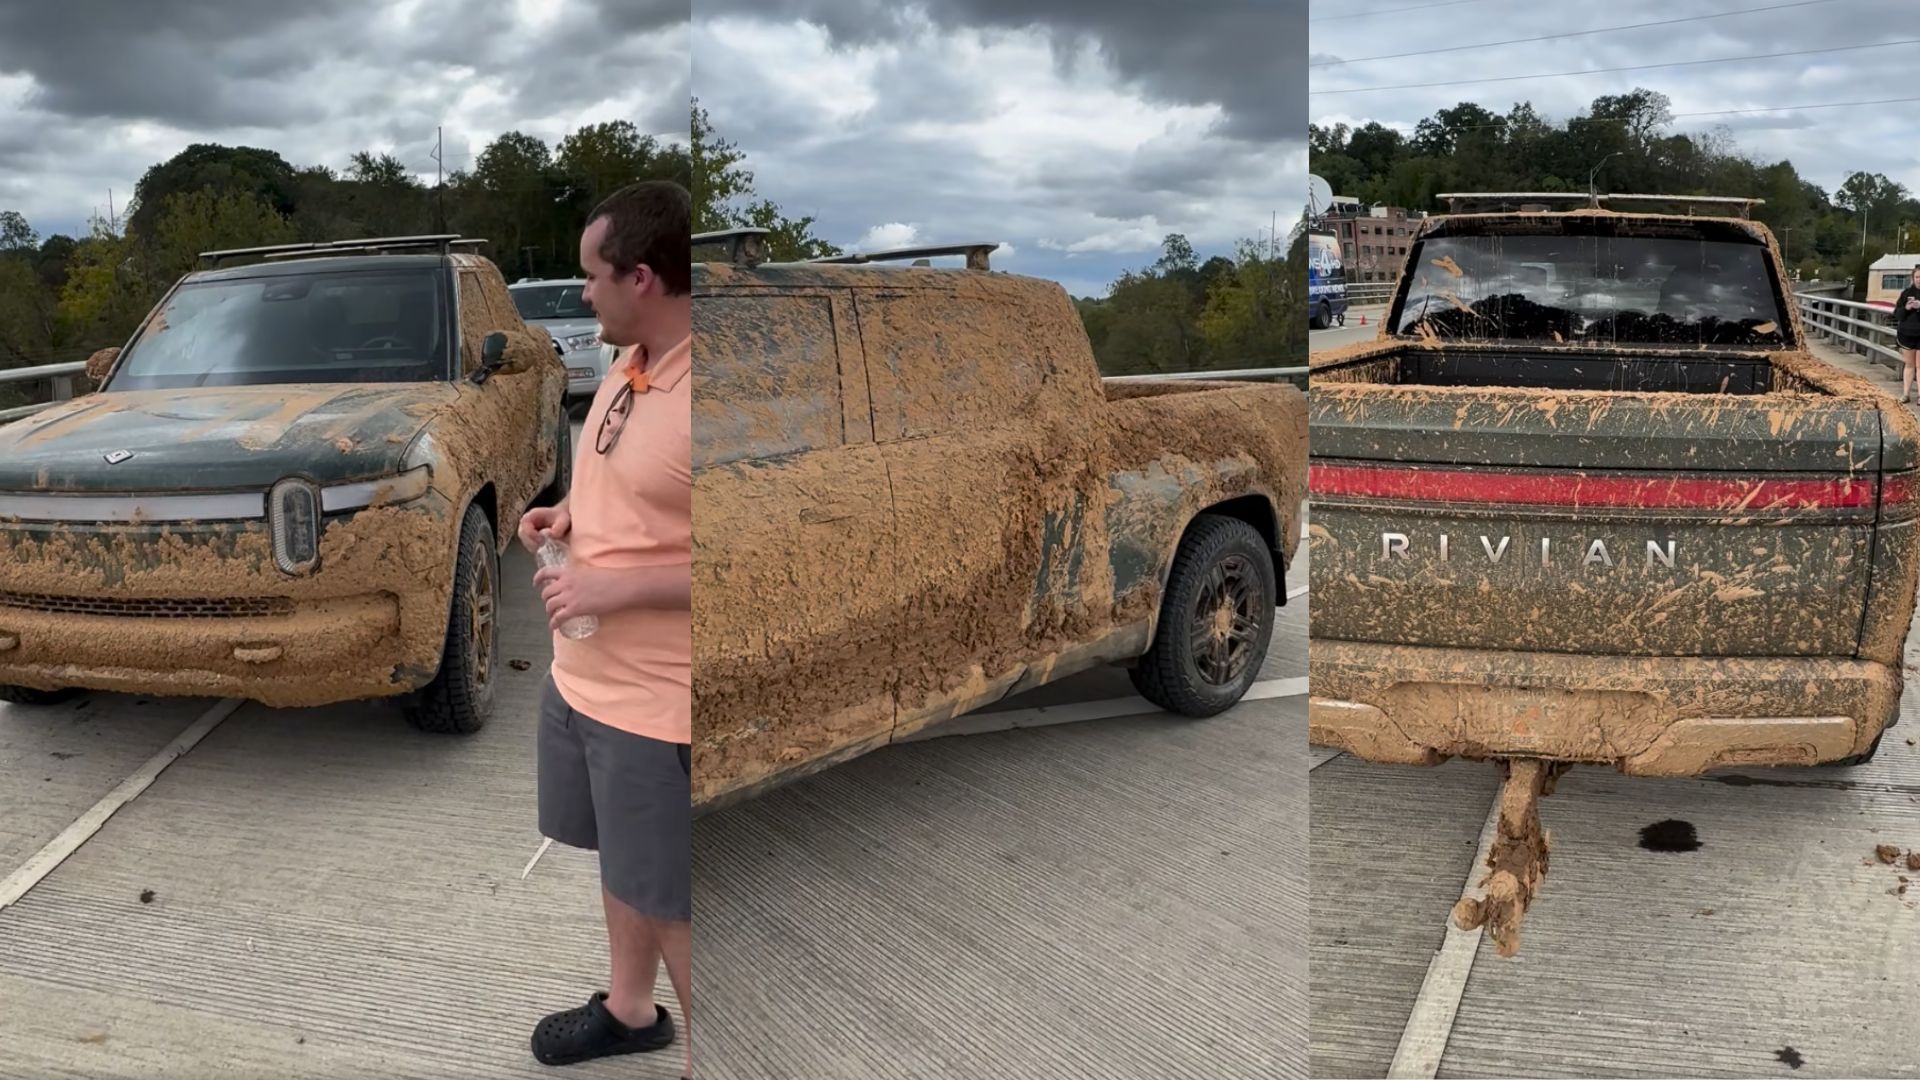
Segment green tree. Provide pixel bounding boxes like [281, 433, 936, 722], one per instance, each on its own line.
[691, 99, 838, 261]
[145, 188, 297, 286]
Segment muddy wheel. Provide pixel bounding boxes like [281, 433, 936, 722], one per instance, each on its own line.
[409, 504, 498, 734]
[533, 409, 572, 509]
[1826, 731, 1884, 768]
[0, 685, 79, 706]
[1130, 514, 1276, 717]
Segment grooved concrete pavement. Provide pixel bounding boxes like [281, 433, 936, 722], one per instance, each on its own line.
[0, 548, 683, 1079]
[1309, 338, 1920, 1078]
[695, 546, 1309, 1078]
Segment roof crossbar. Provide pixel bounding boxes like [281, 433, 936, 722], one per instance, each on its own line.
[694, 228, 772, 266]
[199, 234, 474, 267]
[809, 242, 998, 271]
[1437, 192, 1765, 218]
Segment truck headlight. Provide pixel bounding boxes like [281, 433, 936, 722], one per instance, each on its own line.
[269, 478, 321, 575]
[320, 466, 432, 513]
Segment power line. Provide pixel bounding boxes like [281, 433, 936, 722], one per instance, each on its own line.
[1318, 95, 1920, 138]
[1309, 0, 1846, 68]
[1310, 0, 1493, 23]
[1311, 37, 1920, 95]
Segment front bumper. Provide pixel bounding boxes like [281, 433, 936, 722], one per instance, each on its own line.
[1310, 639, 1900, 774]
[0, 500, 456, 708]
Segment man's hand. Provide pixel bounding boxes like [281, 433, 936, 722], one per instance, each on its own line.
[519, 503, 571, 553]
[534, 562, 627, 631]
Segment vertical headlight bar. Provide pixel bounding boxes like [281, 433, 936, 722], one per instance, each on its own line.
[268, 478, 321, 575]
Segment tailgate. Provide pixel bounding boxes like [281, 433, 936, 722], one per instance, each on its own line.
[1309, 386, 1901, 658]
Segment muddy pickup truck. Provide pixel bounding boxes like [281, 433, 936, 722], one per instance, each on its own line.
[0, 236, 569, 732]
[1308, 194, 1920, 952]
[693, 233, 1307, 810]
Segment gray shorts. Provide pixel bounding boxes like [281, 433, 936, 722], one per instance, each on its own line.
[537, 676, 691, 922]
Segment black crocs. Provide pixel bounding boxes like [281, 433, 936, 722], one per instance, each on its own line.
[531, 992, 675, 1066]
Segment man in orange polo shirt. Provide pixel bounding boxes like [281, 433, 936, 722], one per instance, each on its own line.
[517, 181, 691, 1070]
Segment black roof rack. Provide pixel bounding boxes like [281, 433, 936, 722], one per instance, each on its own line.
[198, 234, 478, 268]
[808, 243, 998, 271]
[1436, 192, 1764, 218]
[694, 228, 771, 267]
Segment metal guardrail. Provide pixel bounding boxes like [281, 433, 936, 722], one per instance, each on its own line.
[1795, 294, 1901, 367]
[0, 361, 86, 423]
[1343, 283, 1395, 306]
[1102, 366, 1307, 383]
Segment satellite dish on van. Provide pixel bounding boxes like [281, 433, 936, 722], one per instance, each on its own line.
[1308, 175, 1335, 220]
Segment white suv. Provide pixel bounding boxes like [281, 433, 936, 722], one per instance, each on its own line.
[508, 278, 607, 402]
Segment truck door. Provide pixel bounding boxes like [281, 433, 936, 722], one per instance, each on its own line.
[854, 279, 1109, 737]
[692, 287, 900, 805]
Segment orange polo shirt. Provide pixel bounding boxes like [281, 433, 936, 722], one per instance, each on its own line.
[549, 335, 691, 745]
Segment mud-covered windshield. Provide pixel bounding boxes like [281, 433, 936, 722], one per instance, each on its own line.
[1395, 233, 1787, 348]
[511, 284, 593, 321]
[108, 268, 450, 390]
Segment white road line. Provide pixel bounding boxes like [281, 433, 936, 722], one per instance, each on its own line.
[899, 675, 1309, 743]
[1285, 584, 1309, 600]
[1386, 789, 1503, 1079]
[0, 697, 242, 912]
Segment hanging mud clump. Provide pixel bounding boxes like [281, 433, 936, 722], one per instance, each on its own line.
[1452, 758, 1570, 956]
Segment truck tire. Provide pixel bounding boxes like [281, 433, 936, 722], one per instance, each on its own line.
[408, 503, 498, 734]
[1130, 514, 1276, 717]
[0, 685, 78, 706]
[534, 409, 572, 509]
[1310, 302, 1329, 330]
[1825, 731, 1884, 768]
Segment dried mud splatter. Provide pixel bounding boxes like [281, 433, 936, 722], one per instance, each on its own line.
[691, 265, 1306, 807]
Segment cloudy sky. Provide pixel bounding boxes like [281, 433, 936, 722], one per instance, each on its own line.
[695, 1, 1309, 299]
[1311, 0, 1919, 202]
[0, 0, 688, 240]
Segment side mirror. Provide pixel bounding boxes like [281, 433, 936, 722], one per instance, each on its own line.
[84, 347, 120, 383]
[472, 332, 532, 384]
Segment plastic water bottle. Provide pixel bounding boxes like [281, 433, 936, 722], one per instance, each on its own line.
[535, 532, 598, 640]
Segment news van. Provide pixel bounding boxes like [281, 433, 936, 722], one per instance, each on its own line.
[1307, 231, 1348, 329]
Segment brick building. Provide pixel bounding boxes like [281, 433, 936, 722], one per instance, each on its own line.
[1323, 200, 1422, 284]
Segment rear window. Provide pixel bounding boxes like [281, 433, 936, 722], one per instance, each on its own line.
[511, 284, 593, 320]
[1396, 232, 1787, 348]
[109, 268, 450, 390]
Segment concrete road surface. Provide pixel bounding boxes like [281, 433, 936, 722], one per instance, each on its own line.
[0, 494, 1308, 1078]
[1310, 306, 1387, 353]
[1309, 339, 1920, 1079]
[697, 536, 1309, 1079]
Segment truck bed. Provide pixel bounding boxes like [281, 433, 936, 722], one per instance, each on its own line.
[1313, 340, 1842, 397]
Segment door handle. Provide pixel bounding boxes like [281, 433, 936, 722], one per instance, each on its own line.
[799, 503, 862, 524]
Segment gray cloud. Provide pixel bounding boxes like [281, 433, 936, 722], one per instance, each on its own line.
[694, 3, 1307, 297]
[0, 0, 688, 236]
[1310, 0, 1919, 199]
[699, 0, 1307, 141]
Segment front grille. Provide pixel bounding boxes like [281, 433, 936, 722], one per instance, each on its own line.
[0, 592, 295, 619]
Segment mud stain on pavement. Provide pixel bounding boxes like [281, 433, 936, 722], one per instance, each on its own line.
[1638, 819, 1701, 852]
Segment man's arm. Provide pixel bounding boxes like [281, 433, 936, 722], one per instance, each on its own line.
[608, 562, 691, 612]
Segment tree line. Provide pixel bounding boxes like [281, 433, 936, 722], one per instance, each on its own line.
[692, 103, 1304, 376]
[0, 121, 689, 408]
[1310, 88, 1918, 294]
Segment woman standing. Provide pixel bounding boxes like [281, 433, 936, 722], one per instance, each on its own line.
[1898, 265, 1920, 403]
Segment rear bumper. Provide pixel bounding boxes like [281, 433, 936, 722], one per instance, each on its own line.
[1309, 639, 1900, 774]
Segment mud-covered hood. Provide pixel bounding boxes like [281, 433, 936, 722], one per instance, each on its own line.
[0, 383, 458, 493]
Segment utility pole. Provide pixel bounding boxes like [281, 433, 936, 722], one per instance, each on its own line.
[431, 127, 446, 232]
[1782, 226, 1792, 266]
[107, 188, 115, 234]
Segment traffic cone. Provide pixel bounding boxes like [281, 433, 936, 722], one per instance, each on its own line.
[1357, 313, 1367, 325]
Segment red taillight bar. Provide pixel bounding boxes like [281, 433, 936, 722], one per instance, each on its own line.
[1310, 463, 1913, 510]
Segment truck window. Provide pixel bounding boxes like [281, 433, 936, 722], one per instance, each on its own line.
[694, 294, 846, 468]
[860, 291, 1050, 440]
[1398, 232, 1787, 348]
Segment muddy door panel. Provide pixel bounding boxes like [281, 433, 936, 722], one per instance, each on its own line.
[854, 288, 1109, 735]
[691, 290, 899, 806]
[1310, 387, 1882, 658]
